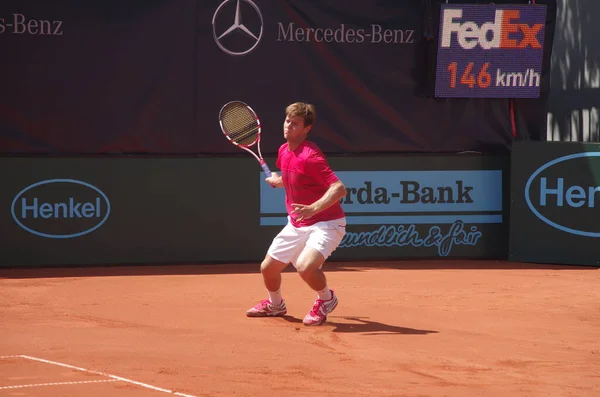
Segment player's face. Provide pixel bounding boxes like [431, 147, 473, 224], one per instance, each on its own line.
[283, 115, 311, 141]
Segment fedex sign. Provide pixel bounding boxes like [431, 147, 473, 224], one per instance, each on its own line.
[440, 9, 544, 50]
[435, 4, 547, 99]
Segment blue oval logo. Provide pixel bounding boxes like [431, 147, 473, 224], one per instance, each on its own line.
[11, 179, 111, 239]
[525, 152, 600, 237]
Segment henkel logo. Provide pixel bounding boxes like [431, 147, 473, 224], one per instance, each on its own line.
[11, 179, 111, 239]
[440, 8, 544, 50]
[525, 153, 600, 237]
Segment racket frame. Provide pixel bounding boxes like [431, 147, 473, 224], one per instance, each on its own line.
[219, 101, 272, 177]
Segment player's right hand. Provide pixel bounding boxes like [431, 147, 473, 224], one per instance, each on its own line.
[266, 172, 282, 188]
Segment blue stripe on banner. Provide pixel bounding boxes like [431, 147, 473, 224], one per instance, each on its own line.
[259, 214, 503, 226]
[260, 170, 503, 214]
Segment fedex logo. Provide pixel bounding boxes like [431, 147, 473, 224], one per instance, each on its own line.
[440, 9, 544, 50]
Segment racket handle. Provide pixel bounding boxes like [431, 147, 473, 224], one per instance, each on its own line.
[260, 161, 273, 177]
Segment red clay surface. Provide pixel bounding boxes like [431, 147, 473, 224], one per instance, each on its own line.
[1, 260, 599, 397]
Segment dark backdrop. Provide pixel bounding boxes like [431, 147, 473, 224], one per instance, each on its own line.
[0, 0, 556, 155]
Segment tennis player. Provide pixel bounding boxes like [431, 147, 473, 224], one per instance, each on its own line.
[246, 102, 347, 326]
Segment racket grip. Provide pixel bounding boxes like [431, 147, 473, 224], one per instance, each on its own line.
[260, 161, 273, 177]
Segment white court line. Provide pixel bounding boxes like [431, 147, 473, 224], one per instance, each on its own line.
[0, 379, 118, 390]
[2, 355, 198, 397]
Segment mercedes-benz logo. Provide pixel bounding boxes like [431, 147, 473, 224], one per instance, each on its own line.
[212, 0, 264, 56]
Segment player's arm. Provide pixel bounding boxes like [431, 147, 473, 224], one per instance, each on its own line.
[265, 172, 284, 188]
[310, 180, 347, 213]
[291, 180, 347, 220]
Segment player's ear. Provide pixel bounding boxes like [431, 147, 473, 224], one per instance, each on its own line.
[304, 125, 312, 134]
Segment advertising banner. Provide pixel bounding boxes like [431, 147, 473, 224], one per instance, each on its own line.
[266, 156, 509, 259]
[0, 155, 508, 267]
[509, 141, 600, 266]
[0, 157, 269, 267]
[262, 170, 503, 257]
[0, 0, 555, 155]
[435, 3, 547, 98]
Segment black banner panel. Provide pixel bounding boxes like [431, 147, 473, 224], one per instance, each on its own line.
[509, 141, 600, 266]
[0, 155, 509, 267]
[0, 0, 556, 155]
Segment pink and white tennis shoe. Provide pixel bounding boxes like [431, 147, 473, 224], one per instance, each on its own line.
[246, 299, 287, 317]
[303, 290, 338, 326]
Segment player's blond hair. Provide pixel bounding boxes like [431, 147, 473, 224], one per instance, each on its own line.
[285, 102, 316, 127]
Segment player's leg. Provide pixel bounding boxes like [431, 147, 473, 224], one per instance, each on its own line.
[260, 254, 289, 303]
[296, 248, 338, 325]
[295, 248, 327, 291]
[296, 219, 346, 326]
[246, 222, 304, 318]
[246, 254, 289, 317]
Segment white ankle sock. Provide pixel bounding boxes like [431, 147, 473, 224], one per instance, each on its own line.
[317, 286, 332, 301]
[268, 289, 282, 306]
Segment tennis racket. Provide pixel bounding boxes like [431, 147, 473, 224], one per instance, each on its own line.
[219, 100, 272, 177]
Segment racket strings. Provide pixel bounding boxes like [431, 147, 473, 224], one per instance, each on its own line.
[221, 105, 260, 146]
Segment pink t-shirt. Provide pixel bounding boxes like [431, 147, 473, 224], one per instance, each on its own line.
[276, 140, 345, 227]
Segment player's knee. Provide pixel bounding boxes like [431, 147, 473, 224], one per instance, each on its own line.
[260, 258, 280, 277]
[296, 262, 315, 279]
[260, 260, 271, 275]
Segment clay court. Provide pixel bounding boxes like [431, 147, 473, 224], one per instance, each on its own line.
[1, 260, 598, 397]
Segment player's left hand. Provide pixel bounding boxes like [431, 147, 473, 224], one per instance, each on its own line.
[291, 203, 316, 222]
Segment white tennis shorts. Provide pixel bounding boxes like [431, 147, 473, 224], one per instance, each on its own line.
[267, 217, 346, 267]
